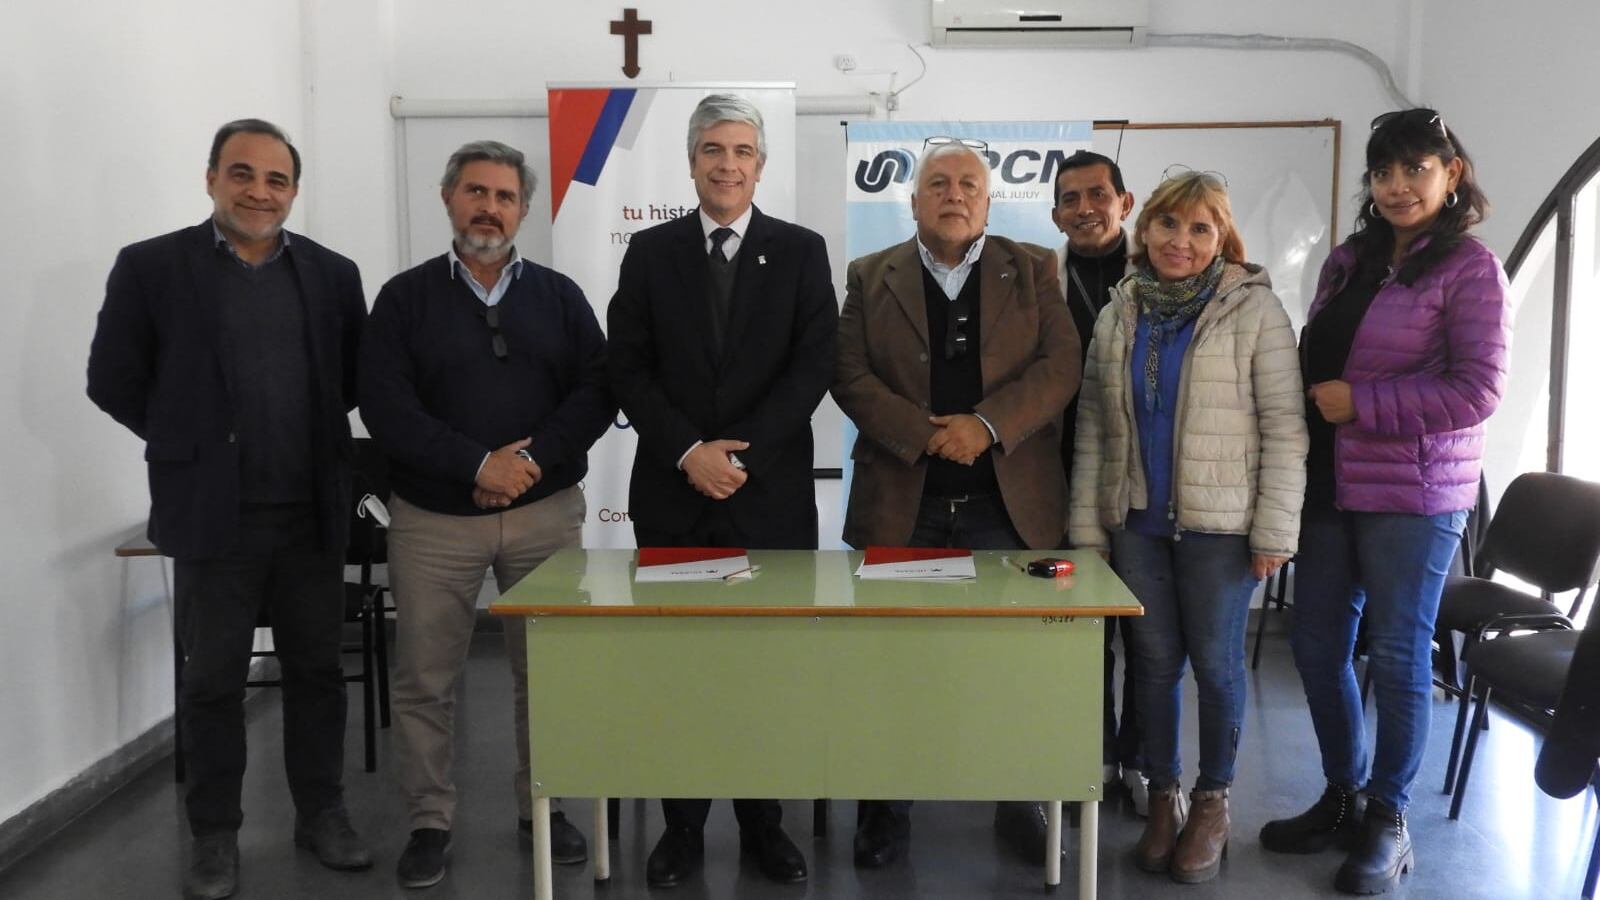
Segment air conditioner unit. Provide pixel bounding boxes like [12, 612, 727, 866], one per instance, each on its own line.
[931, 0, 1149, 48]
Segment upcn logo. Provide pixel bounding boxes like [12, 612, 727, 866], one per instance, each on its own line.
[855, 146, 1082, 192]
[854, 148, 917, 193]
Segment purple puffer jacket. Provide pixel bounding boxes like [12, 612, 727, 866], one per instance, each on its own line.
[1305, 236, 1511, 515]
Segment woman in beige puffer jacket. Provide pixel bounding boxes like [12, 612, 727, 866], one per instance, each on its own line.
[1067, 170, 1307, 885]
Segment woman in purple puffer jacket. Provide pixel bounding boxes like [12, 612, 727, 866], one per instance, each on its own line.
[1259, 109, 1511, 895]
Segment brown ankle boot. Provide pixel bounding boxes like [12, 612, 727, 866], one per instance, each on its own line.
[1134, 785, 1188, 873]
[1171, 788, 1230, 883]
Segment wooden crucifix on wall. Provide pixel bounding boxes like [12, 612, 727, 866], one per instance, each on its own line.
[610, 8, 652, 79]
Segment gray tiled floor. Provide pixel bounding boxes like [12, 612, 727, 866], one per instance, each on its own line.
[1, 625, 1594, 899]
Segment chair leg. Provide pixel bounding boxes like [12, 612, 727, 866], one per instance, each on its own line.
[1256, 565, 1290, 670]
[373, 588, 392, 729]
[1585, 779, 1600, 900]
[1449, 684, 1493, 820]
[173, 615, 186, 783]
[813, 799, 828, 837]
[1444, 672, 1477, 795]
[361, 597, 377, 773]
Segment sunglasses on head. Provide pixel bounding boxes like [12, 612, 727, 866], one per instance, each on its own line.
[1371, 108, 1449, 140]
[1160, 164, 1229, 190]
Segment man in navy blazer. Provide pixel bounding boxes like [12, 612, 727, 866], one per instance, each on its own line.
[87, 119, 370, 900]
[606, 93, 837, 889]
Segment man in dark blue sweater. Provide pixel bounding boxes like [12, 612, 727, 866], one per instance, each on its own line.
[359, 140, 615, 889]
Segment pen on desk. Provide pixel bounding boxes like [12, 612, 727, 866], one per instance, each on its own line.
[722, 564, 761, 581]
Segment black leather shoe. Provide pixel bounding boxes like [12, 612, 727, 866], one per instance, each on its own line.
[853, 806, 909, 868]
[1261, 783, 1365, 854]
[646, 826, 703, 888]
[294, 806, 374, 871]
[184, 833, 239, 900]
[994, 801, 1062, 864]
[1335, 799, 1414, 895]
[740, 824, 808, 884]
[396, 828, 451, 889]
[517, 811, 588, 864]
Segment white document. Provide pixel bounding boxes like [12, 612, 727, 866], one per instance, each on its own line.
[634, 552, 752, 583]
[855, 554, 977, 581]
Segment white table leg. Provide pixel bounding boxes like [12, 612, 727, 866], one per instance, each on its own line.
[533, 795, 553, 900]
[1078, 800, 1098, 900]
[593, 797, 611, 881]
[1045, 799, 1063, 890]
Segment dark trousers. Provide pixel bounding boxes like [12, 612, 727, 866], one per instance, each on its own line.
[859, 491, 1027, 831]
[174, 504, 347, 836]
[635, 502, 794, 833]
[1104, 615, 1144, 769]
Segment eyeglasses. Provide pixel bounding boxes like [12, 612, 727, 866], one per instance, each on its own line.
[923, 136, 990, 154]
[1160, 164, 1229, 189]
[484, 305, 508, 360]
[1370, 108, 1449, 140]
[945, 295, 972, 361]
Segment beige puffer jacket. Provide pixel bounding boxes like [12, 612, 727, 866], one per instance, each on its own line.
[1068, 262, 1307, 556]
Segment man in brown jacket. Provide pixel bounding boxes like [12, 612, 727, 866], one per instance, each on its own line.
[831, 138, 1081, 868]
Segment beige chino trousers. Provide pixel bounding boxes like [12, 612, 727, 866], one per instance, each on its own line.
[388, 486, 584, 829]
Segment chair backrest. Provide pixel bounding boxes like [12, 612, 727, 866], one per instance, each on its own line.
[1536, 622, 1600, 799]
[1482, 472, 1600, 598]
[347, 436, 391, 566]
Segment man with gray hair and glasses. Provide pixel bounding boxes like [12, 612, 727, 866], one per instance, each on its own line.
[608, 92, 837, 889]
[360, 140, 615, 888]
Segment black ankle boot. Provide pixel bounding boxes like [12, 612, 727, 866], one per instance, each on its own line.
[1260, 782, 1365, 854]
[1334, 799, 1413, 895]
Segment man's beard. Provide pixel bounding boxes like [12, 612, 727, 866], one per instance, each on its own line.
[455, 227, 512, 264]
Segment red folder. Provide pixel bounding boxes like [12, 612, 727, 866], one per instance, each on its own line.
[861, 546, 974, 565]
[636, 547, 748, 567]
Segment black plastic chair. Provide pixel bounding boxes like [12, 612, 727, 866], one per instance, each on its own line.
[172, 442, 393, 779]
[1536, 618, 1600, 898]
[1453, 621, 1600, 897]
[346, 437, 393, 731]
[1440, 472, 1600, 796]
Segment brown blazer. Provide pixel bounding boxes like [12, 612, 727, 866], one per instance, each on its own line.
[833, 234, 1080, 549]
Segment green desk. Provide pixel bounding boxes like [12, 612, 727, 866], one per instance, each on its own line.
[492, 548, 1141, 899]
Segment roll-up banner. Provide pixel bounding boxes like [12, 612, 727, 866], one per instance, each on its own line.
[548, 83, 796, 548]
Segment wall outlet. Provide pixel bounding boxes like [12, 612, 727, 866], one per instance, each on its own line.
[834, 54, 857, 72]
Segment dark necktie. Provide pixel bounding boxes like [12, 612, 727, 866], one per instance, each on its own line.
[709, 227, 735, 262]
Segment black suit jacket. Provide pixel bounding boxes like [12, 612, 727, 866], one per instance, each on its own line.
[607, 206, 837, 547]
[87, 220, 367, 560]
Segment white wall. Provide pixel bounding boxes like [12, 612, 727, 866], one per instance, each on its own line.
[0, 2, 306, 822]
[1416, 0, 1600, 499]
[3, 0, 1592, 827]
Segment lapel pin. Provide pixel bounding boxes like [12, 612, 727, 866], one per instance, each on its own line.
[758, 254, 767, 265]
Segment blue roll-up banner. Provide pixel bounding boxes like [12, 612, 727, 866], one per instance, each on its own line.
[838, 122, 1094, 509]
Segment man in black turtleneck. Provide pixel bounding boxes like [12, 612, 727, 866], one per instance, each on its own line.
[1049, 149, 1151, 814]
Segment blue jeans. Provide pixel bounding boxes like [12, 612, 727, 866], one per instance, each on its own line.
[1289, 500, 1467, 810]
[1111, 530, 1257, 791]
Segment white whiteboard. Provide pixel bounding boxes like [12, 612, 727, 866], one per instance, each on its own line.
[396, 113, 1336, 471]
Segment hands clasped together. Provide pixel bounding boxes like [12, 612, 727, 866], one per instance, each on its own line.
[684, 438, 750, 500]
[925, 413, 992, 466]
[473, 437, 542, 509]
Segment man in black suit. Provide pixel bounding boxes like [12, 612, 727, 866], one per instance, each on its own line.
[606, 93, 837, 888]
[87, 119, 371, 900]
